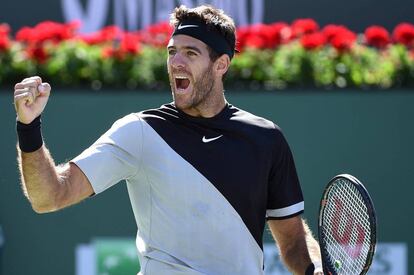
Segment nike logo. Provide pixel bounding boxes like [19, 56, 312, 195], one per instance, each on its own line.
[202, 135, 223, 143]
[177, 24, 199, 30]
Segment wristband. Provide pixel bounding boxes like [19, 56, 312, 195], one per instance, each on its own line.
[16, 116, 43, 152]
[314, 261, 323, 273]
[305, 262, 323, 275]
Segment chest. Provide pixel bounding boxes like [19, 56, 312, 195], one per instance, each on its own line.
[141, 119, 273, 208]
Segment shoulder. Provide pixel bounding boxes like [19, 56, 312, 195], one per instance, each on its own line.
[107, 113, 143, 134]
[111, 104, 175, 129]
[97, 113, 145, 145]
[107, 104, 179, 137]
[138, 104, 180, 121]
[230, 105, 283, 139]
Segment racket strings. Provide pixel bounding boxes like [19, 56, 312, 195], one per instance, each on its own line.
[321, 178, 372, 274]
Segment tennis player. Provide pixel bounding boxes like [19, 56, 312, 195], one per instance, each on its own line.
[14, 5, 323, 275]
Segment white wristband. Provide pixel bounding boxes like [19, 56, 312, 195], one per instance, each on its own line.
[313, 261, 323, 273]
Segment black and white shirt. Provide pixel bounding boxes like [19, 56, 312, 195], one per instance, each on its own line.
[72, 103, 304, 275]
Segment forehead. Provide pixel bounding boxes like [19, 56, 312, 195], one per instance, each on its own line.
[167, 34, 209, 52]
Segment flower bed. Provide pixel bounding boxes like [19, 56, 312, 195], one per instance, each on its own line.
[1, 19, 414, 90]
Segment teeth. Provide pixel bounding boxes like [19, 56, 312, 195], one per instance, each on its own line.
[175, 76, 188, 79]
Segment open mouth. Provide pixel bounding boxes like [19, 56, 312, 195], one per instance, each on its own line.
[175, 76, 190, 91]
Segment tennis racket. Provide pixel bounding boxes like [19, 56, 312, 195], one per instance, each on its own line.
[318, 174, 376, 275]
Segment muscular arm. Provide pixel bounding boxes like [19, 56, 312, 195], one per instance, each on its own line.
[268, 216, 322, 274]
[18, 145, 94, 213]
[14, 76, 94, 214]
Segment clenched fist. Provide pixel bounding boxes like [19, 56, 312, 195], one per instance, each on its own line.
[14, 76, 51, 124]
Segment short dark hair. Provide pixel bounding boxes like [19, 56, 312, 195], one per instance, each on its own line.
[170, 5, 236, 61]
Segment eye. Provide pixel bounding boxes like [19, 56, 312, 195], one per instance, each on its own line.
[187, 50, 197, 57]
[168, 49, 176, 56]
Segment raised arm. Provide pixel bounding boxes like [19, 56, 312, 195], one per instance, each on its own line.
[268, 216, 323, 275]
[14, 76, 94, 213]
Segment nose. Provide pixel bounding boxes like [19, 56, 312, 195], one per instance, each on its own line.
[169, 52, 186, 70]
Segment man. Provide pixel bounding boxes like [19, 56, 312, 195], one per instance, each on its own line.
[14, 5, 323, 275]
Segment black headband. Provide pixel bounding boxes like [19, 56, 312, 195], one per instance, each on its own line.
[172, 20, 235, 59]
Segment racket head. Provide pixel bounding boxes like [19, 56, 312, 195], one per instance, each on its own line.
[318, 174, 377, 275]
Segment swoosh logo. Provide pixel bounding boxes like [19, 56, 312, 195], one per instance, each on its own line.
[177, 24, 199, 30]
[202, 135, 223, 143]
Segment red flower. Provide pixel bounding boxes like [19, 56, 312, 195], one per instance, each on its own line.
[393, 23, 414, 47]
[321, 25, 357, 52]
[0, 24, 10, 52]
[140, 21, 173, 47]
[26, 44, 48, 63]
[15, 21, 78, 44]
[365, 25, 390, 48]
[101, 47, 127, 60]
[235, 26, 250, 50]
[101, 32, 141, 60]
[322, 24, 349, 42]
[291, 18, 319, 38]
[16, 27, 35, 42]
[79, 25, 123, 45]
[270, 22, 293, 44]
[237, 25, 264, 49]
[102, 46, 121, 59]
[244, 34, 267, 49]
[331, 30, 357, 52]
[247, 24, 274, 49]
[0, 36, 10, 52]
[236, 22, 291, 50]
[120, 32, 141, 54]
[255, 23, 291, 48]
[301, 32, 326, 49]
[99, 25, 123, 41]
[79, 32, 103, 45]
[34, 21, 64, 42]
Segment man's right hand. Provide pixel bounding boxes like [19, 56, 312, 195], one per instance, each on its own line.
[14, 76, 51, 124]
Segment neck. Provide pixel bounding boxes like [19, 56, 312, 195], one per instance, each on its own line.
[197, 94, 227, 118]
[182, 92, 227, 118]
[180, 80, 227, 118]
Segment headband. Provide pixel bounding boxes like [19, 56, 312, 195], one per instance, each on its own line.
[172, 20, 235, 59]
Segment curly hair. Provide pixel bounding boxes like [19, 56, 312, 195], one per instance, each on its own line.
[170, 5, 236, 61]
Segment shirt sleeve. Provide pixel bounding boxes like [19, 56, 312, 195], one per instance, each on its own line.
[71, 113, 143, 194]
[266, 127, 304, 220]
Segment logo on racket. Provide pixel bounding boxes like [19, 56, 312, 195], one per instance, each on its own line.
[332, 198, 366, 259]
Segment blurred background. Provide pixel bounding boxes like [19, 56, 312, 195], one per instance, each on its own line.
[1, 0, 413, 274]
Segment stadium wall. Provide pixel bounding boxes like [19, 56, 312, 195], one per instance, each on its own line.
[0, 90, 412, 274]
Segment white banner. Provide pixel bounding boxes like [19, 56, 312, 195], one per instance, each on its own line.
[76, 241, 408, 275]
[61, 0, 264, 33]
[263, 243, 408, 275]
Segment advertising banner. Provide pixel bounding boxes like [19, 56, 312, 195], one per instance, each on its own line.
[76, 240, 408, 275]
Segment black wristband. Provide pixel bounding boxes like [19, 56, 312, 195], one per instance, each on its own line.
[305, 263, 315, 275]
[16, 116, 43, 152]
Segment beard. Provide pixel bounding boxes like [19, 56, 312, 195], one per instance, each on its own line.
[170, 63, 215, 112]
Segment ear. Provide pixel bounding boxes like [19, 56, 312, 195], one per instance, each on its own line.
[214, 54, 231, 77]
